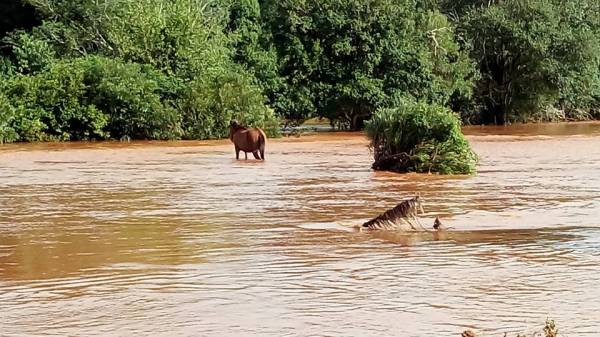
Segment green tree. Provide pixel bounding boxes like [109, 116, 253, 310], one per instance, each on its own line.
[0, 56, 181, 141]
[226, 0, 284, 111]
[457, 0, 600, 124]
[26, 0, 233, 79]
[3, 31, 55, 74]
[0, 0, 280, 143]
[261, 0, 475, 129]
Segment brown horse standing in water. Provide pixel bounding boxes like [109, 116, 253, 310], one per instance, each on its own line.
[229, 120, 267, 160]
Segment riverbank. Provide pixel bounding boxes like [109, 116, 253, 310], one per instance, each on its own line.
[2, 120, 600, 152]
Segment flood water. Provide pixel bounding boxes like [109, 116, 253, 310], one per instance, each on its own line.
[1, 122, 600, 336]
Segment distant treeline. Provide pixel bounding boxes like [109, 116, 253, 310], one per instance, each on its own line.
[1, 0, 599, 142]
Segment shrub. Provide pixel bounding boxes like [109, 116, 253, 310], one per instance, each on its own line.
[0, 0, 281, 143]
[0, 68, 105, 141]
[180, 69, 280, 139]
[3, 31, 55, 74]
[0, 92, 19, 143]
[0, 56, 184, 142]
[81, 56, 183, 140]
[0, 56, 16, 77]
[0, 55, 280, 142]
[365, 99, 477, 174]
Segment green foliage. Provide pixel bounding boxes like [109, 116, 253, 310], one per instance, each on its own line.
[365, 99, 477, 174]
[226, 0, 283, 105]
[437, 0, 501, 17]
[0, 55, 15, 77]
[0, 0, 279, 143]
[1, 0, 600, 144]
[0, 56, 184, 141]
[456, 0, 600, 124]
[80, 57, 182, 140]
[261, 0, 476, 129]
[3, 31, 56, 74]
[0, 92, 19, 143]
[0, 53, 278, 142]
[1, 62, 104, 141]
[27, 0, 233, 79]
[180, 69, 280, 139]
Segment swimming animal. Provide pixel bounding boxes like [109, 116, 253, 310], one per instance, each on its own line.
[361, 196, 445, 231]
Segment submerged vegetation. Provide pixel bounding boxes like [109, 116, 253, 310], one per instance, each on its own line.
[1, 0, 599, 172]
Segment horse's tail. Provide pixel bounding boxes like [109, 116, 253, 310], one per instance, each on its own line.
[258, 128, 267, 160]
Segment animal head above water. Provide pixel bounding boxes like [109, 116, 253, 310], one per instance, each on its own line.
[433, 217, 443, 230]
[229, 120, 244, 140]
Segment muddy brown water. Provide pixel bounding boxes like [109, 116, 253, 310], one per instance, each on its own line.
[1, 122, 600, 336]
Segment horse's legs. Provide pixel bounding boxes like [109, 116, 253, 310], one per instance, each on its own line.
[260, 149, 265, 160]
[252, 151, 260, 159]
[235, 146, 240, 160]
[244, 152, 248, 160]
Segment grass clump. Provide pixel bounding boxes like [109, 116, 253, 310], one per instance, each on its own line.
[365, 100, 477, 175]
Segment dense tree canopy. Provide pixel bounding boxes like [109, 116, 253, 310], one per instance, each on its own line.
[0, 0, 599, 146]
[260, 0, 475, 129]
[447, 0, 600, 123]
[0, 0, 279, 142]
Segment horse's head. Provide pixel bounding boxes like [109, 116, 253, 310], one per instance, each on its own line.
[229, 120, 240, 140]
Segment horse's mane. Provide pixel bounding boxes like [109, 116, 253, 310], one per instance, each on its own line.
[362, 196, 422, 228]
[230, 120, 247, 130]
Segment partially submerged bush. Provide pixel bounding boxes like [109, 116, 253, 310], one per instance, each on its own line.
[365, 100, 477, 174]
